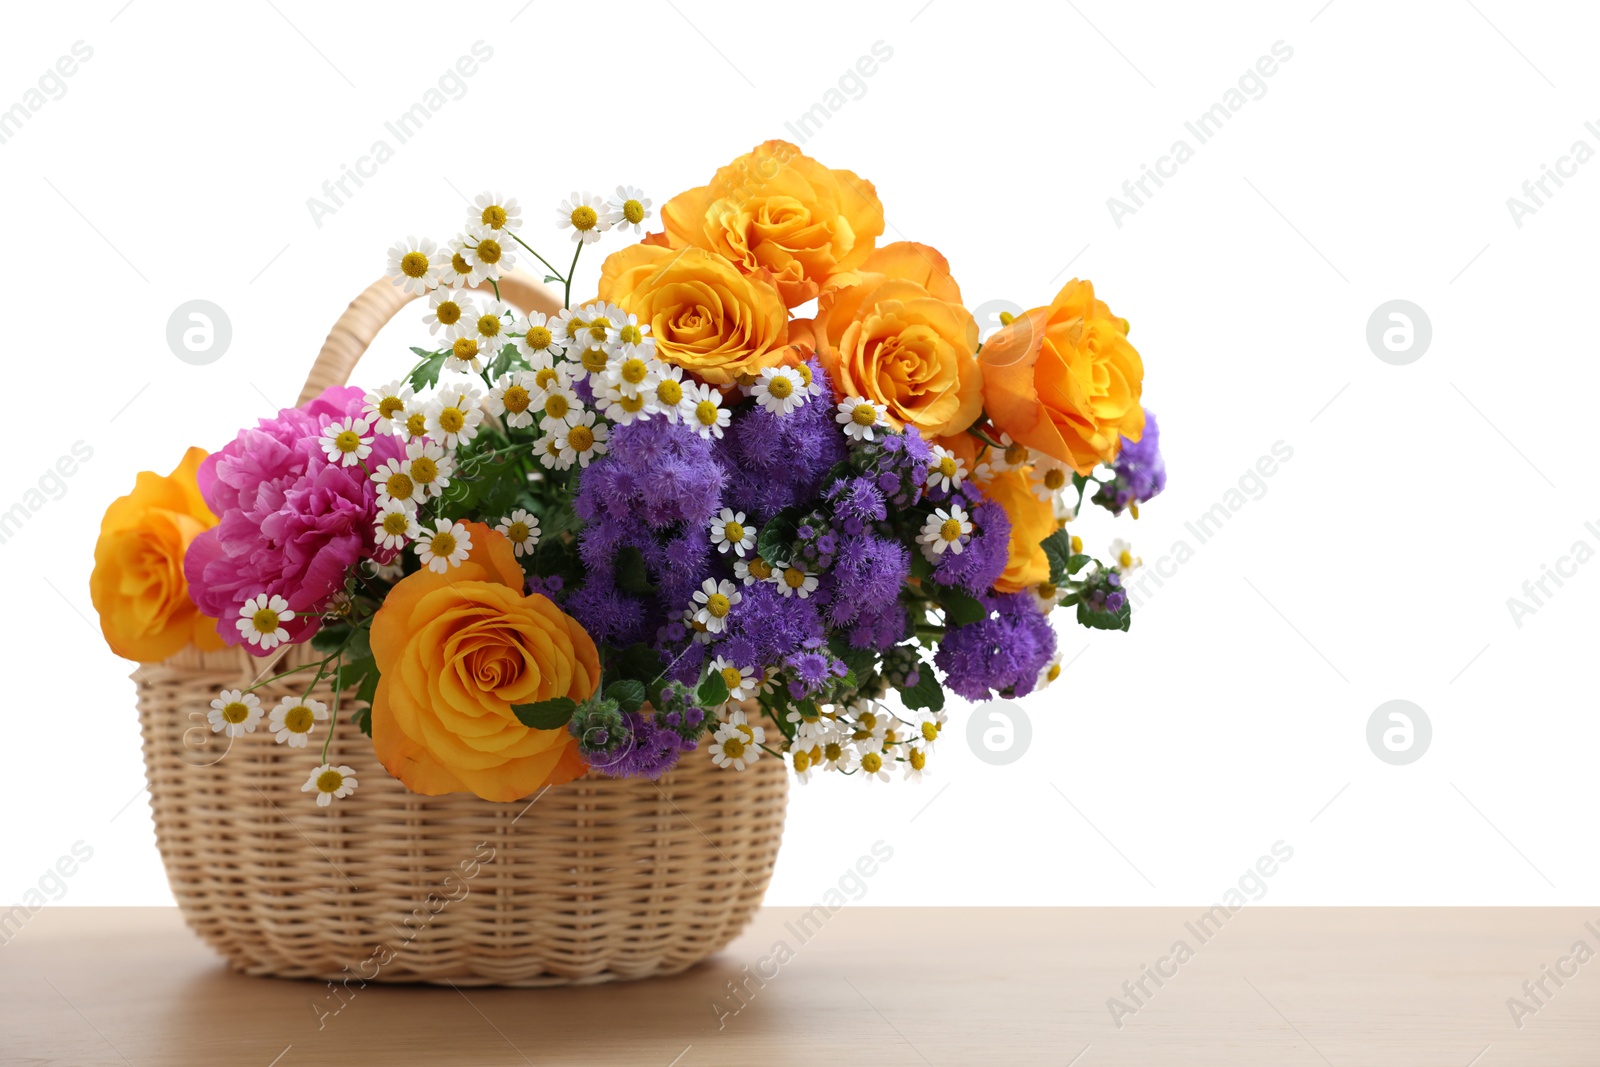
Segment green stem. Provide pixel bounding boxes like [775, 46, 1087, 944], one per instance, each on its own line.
[563, 242, 582, 309]
[507, 230, 566, 283]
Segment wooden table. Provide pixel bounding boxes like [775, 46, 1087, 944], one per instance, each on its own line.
[4, 907, 1597, 1064]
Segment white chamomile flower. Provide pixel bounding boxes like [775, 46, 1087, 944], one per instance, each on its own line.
[927, 444, 968, 492]
[426, 382, 484, 448]
[786, 703, 828, 742]
[648, 363, 690, 422]
[604, 185, 653, 234]
[532, 382, 582, 434]
[302, 763, 358, 807]
[752, 366, 807, 416]
[903, 745, 931, 783]
[734, 555, 776, 586]
[682, 605, 715, 645]
[374, 500, 421, 551]
[445, 333, 485, 374]
[495, 509, 541, 556]
[1109, 538, 1142, 573]
[484, 371, 540, 429]
[424, 287, 470, 335]
[463, 224, 516, 282]
[1029, 453, 1073, 501]
[385, 236, 439, 293]
[471, 190, 522, 233]
[567, 302, 623, 378]
[916, 709, 948, 752]
[710, 508, 755, 557]
[535, 432, 570, 471]
[549, 307, 589, 358]
[1037, 651, 1064, 690]
[459, 296, 512, 355]
[437, 235, 477, 288]
[709, 725, 757, 771]
[370, 457, 420, 511]
[773, 562, 819, 599]
[557, 191, 610, 244]
[988, 432, 1031, 474]
[789, 748, 816, 784]
[398, 397, 432, 441]
[606, 312, 655, 360]
[559, 409, 609, 469]
[208, 689, 262, 737]
[794, 361, 826, 398]
[918, 504, 973, 559]
[416, 518, 472, 573]
[1030, 579, 1068, 614]
[362, 380, 413, 435]
[836, 397, 888, 441]
[607, 350, 659, 398]
[320, 416, 373, 467]
[268, 695, 328, 748]
[684, 382, 730, 439]
[721, 708, 766, 746]
[708, 656, 756, 701]
[236, 594, 294, 649]
[856, 740, 892, 783]
[692, 577, 742, 634]
[515, 311, 563, 361]
[403, 440, 454, 498]
[600, 379, 655, 425]
[528, 359, 570, 396]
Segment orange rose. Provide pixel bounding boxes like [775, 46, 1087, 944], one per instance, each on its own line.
[979, 467, 1058, 593]
[646, 140, 884, 307]
[91, 447, 226, 661]
[813, 243, 982, 439]
[598, 243, 789, 386]
[370, 523, 599, 802]
[979, 278, 1145, 475]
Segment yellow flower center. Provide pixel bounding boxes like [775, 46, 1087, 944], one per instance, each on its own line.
[851, 403, 877, 427]
[570, 205, 598, 231]
[623, 199, 645, 224]
[435, 300, 462, 325]
[720, 666, 743, 690]
[475, 239, 502, 265]
[450, 252, 471, 275]
[507, 520, 531, 543]
[476, 314, 501, 339]
[439, 407, 465, 434]
[524, 325, 552, 350]
[824, 741, 843, 762]
[621, 358, 649, 384]
[937, 456, 957, 478]
[334, 430, 362, 454]
[656, 380, 683, 406]
[748, 557, 773, 580]
[1070, 535, 1083, 554]
[383, 471, 413, 500]
[534, 367, 560, 389]
[723, 520, 745, 543]
[405, 412, 428, 438]
[567, 424, 595, 451]
[720, 735, 746, 760]
[481, 204, 508, 229]
[585, 319, 613, 344]
[503, 385, 531, 414]
[706, 592, 731, 618]
[939, 518, 964, 542]
[860, 711, 878, 730]
[767, 374, 794, 399]
[452, 337, 479, 362]
[1037, 581, 1057, 599]
[861, 751, 883, 774]
[1046, 663, 1062, 683]
[409, 456, 438, 484]
[400, 251, 429, 278]
[544, 394, 570, 420]
[284, 705, 315, 733]
[221, 701, 250, 724]
[797, 364, 813, 386]
[565, 316, 587, 340]
[1004, 443, 1028, 466]
[1119, 550, 1134, 568]
[378, 396, 405, 420]
[792, 749, 811, 772]
[619, 393, 646, 413]
[696, 400, 720, 426]
[382, 511, 410, 536]
[910, 748, 926, 770]
[430, 531, 457, 558]
[998, 310, 1016, 326]
[619, 323, 644, 346]
[921, 721, 938, 742]
[582, 347, 610, 373]
[1043, 469, 1066, 491]
[783, 567, 806, 589]
[316, 769, 344, 793]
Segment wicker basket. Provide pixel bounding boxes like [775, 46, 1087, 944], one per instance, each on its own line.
[136, 272, 789, 985]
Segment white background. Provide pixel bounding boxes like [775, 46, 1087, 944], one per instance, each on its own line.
[3, 0, 1595, 909]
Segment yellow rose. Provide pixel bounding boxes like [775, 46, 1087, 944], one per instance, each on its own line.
[646, 139, 885, 307]
[370, 523, 599, 802]
[598, 243, 789, 386]
[814, 242, 983, 438]
[979, 467, 1058, 593]
[91, 447, 226, 661]
[979, 278, 1144, 474]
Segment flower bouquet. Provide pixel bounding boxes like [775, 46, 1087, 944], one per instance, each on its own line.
[94, 140, 1165, 983]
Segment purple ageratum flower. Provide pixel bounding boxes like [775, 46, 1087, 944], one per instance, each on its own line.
[930, 496, 1011, 596]
[588, 711, 697, 780]
[824, 534, 909, 629]
[717, 359, 847, 522]
[1094, 409, 1166, 516]
[934, 591, 1058, 701]
[826, 476, 887, 535]
[854, 425, 931, 509]
[184, 385, 402, 653]
[711, 580, 824, 675]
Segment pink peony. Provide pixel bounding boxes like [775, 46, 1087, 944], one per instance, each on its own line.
[184, 386, 402, 653]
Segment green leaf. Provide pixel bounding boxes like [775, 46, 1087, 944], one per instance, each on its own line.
[1065, 553, 1093, 576]
[827, 635, 876, 679]
[940, 587, 987, 627]
[898, 669, 945, 712]
[543, 275, 561, 284]
[605, 678, 647, 714]
[1041, 529, 1075, 584]
[697, 670, 730, 708]
[310, 624, 351, 654]
[613, 545, 655, 595]
[612, 642, 666, 685]
[1077, 597, 1132, 632]
[351, 704, 372, 737]
[512, 696, 578, 730]
[408, 350, 448, 393]
[755, 505, 803, 563]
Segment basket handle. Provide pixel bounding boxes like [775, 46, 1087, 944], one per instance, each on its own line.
[296, 270, 563, 406]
